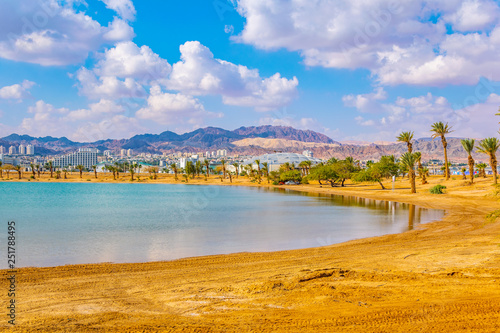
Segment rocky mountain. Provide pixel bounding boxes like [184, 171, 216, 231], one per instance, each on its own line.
[0, 126, 339, 155]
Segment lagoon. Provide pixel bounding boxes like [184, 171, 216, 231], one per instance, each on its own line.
[0, 182, 444, 268]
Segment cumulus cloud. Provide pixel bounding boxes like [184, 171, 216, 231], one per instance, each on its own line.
[94, 42, 171, 82]
[100, 0, 136, 21]
[342, 87, 387, 113]
[19, 99, 142, 141]
[234, 0, 500, 86]
[343, 88, 500, 140]
[166, 41, 298, 111]
[136, 86, 222, 126]
[0, 0, 134, 66]
[75, 68, 147, 100]
[0, 80, 35, 100]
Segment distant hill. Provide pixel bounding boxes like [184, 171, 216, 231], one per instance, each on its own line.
[0, 126, 339, 155]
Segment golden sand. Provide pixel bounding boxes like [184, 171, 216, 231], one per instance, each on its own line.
[1, 173, 500, 332]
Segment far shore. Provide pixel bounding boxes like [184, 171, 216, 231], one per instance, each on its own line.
[1, 173, 500, 332]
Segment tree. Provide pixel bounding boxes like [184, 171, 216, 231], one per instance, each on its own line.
[262, 162, 270, 183]
[477, 137, 500, 184]
[330, 157, 360, 187]
[298, 161, 308, 177]
[30, 164, 36, 178]
[461, 167, 467, 180]
[63, 169, 68, 179]
[185, 161, 195, 179]
[0, 161, 3, 178]
[420, 167, 429, 185]
[232, 162, 239, 178]
[14, 165, 22, 179]
[36, 164, 41, 178]
[129, 163, 137, 181]
[221, 159, 227, 179]
[280, 170, 302, 182]
[353, 155, 399, 189]
[476, 163, 487, 178]
[397, 131, 414, 153]
[400, 152, 417, 193]
[204, 159, 210, 179]
[55, 170, 61, 179]
[431, 122, 453, 180]
[46, 161, 54, 178]
[307, 164, 339, 186]
[3, 164, 14, 178]
[76, 165, 84, 179]
[254, 159, 261, 183]
[461, 138, 475, 183]
[92, 165, 98, 179]
[170, 163, 178, 181]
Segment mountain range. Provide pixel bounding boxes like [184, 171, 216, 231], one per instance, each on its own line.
[0, 125, 489, 162]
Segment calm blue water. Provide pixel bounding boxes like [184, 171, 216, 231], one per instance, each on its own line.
[0, 183, 444, 268]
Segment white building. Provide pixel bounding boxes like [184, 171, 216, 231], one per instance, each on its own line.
[26, 144, 34, 155]
[103, 150, 112, 157]
[18, 144, 26, 155]
[8, 146, 16, 155]
[303, 150, 313, 158]
[0, 146, 5, 154]
[52, 148, 99, 169]
[120, 149, 127, 157]
[127, 149, 133, 157]
[217, 149, 227, 157]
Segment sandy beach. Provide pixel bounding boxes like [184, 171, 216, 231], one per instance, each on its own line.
[1, 173, 500, 332]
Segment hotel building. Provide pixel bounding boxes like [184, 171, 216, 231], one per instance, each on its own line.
[53, 148, 99, 169]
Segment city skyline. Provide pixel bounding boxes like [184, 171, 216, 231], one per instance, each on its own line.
[1, 0, 500, 143]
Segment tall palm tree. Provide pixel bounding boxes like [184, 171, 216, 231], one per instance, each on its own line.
[170, 163, 178, 181]
[477, 137, 500, 184]
[0, 161, 3, 178]
[232, 162, 239, 178]
[461, 138, 475, 183]
[48, 161, 54, 178]
[254, 159, 261, 183]
[397, 131, 414, 153]
[400, 152, 417, 193]
[76, 165, 84, 178]
[129, 163, 137, 181]
[431, 122, 453, 180]
[461, 167, 467, 180]
[262, 162, 270, 183]
[204, 159, 210, 179]
[92, 165, 98, 179]
[221, 159, 227, 179]
[30, 163, 36, 178]
[36, 164, 40, 178]
[414, 152, 423, 177]
[55, 170, 61, 179]
[63, 169, 68, 179]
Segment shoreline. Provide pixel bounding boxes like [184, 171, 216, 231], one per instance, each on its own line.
[1, 174, 500, 331]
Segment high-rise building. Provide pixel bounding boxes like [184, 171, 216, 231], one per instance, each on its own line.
[53, 148, 99, 169]
[8, 146, 16, 155]
[26, 144, 34, 155]
[120, 149, 127, 157]
[103, 150, 112, 157]
[127, 149, 133, 157]
[0, 146, 5, 154]
[18, 144, 26, 155]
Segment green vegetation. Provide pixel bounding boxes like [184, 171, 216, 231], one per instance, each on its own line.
[429, 184, 446, 194]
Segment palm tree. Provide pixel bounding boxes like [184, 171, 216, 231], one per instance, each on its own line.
[397, 131, 414, 153]
[36, 164, 40, 178]
[221, 159, 227, 179]
[204, 159, 210, 179]
[232, 162, 239, 178]
[476, 137, 500, 184]
[421, 167, 429, 185]
[461, 139, 475, 183]
[461, 167, 467, 180]
[262, 162, 270, 183]
[476, 163, 487, 178]
[47, 161, 54, 178]
[431, 122, 453, 180]
[170, 163, 178, 181]
[0, 161, 3, 178]
[92, 165, 98, 179]
[14, 165, 22, 179]
[129, 163, 137, 181]
[63, 169, 68, 179]
[30, 163, 36, 178]
[414, 151, 423, 177]
[400, 152, 417, 193]
[254, 159, 261, 183]
[76, 165, 84, 179]
[55, 170, 61, 179]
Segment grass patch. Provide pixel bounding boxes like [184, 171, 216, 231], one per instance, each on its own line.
[429, 184, 446, 194]
[486, 209, 500, 224]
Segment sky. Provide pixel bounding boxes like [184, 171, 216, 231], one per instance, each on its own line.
[0, 0, 500, 143]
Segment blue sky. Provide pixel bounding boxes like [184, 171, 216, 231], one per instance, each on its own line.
[0, 0, 499, 142]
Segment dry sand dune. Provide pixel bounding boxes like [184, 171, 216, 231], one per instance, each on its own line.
[1, 174, 500, 332]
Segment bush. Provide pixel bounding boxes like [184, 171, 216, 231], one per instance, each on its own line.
[429, 184, 446, 194]
[279, 170, 302, 182]
[272, 181, 279, 185]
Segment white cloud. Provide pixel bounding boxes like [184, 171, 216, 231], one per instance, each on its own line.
[166, 41, 298, 110]
[343, 88, 500, 140]
[342, 87, 386, 113]
[76, 68, 146, 100]
[94, 42, 171, 82]
[100, 0, 136, 21]
[0, 0, 134, 66]
[136, 86, 222, 126]
[18, 99, 142, 141]
[0, 80, 35, 100]
[234, 0, 500, 86]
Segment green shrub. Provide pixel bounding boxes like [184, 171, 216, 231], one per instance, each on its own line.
[429, 184, 446, 194]
[272, 181, 279, 185]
